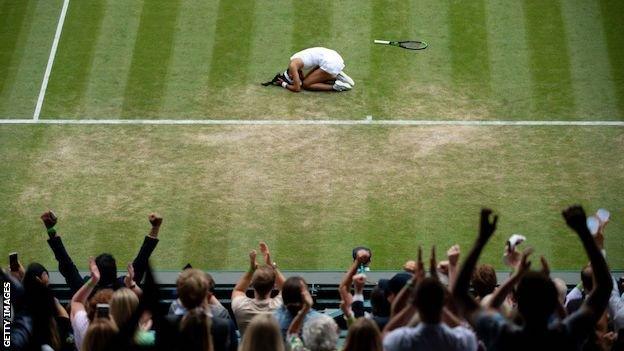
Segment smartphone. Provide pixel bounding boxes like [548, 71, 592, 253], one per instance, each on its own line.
[9, 252, 19, 272]
[96, 304, 110, 318]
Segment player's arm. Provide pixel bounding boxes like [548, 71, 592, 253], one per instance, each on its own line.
[282, 61, 302, 92]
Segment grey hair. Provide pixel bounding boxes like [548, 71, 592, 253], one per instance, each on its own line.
[302, 315, 339, 351]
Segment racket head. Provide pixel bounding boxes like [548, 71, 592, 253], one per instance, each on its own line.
[398, 40, 428, 50]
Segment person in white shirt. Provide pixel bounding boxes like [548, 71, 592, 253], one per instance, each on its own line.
[231, 242, 286, 337]
[278, 47, 355, 92]
[383, 277, 477, 351]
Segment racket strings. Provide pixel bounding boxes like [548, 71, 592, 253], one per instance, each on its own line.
[399, 41, 427, 50]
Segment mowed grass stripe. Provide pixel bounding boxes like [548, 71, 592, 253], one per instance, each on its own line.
[561, 1, 620, 121]
[207, 0, 255, 89]
[448, 0, 491, 99]
[486, 0, 532, 120]
[121, 0, 182, 118]
[0, 0, 59, 118]
[0, 0, 32, 97]
[368, 0, 413, 117]
[598, 0, 624, 118]
[522, 0, 575, 119]
[202, 0, 255, 116]
[291, 0, 332, 51]
[160, 0, 220, 118]
[42, 0, 105, 117]
[82, 0, 143, 118]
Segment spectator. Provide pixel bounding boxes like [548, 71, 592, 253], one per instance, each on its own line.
[82, 317, 118, 351]
[9, 263, 73, 351]
[110, 288, 139, 332]
[179, 308, 214, 351]
[70, 257, 113, 351]
[40, 211, 162, 294]
[163, 268, 236, 351]
[239, 314, 285, 351]
[339, 249, 371, 321]
[452, 207, 613, 351]
[232, 242, 285, 336]
[471, 264, 497, 302]
[383, 246, 477, 351]
[288, 282, 339, 351]
[274, 276, 321, 338]
[168, 270, 230, 320]
[342, 318, 382, 351]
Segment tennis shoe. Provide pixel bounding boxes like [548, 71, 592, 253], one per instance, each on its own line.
[336, 71, 355, 86]
[333, 80, 352, 92]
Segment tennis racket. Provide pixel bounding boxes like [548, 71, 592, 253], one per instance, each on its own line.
[374, 39, 428, 50]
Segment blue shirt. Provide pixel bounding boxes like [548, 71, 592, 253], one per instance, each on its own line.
[273, 305, 322, 339]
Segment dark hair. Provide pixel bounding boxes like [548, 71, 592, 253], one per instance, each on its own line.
[95, 253, 118, 287]
[251, 267, 276, 297]
[342, 318, 382, 351]
[370, 286, 390, 317]
[471, 264, 497, 299]
[516, 271, 558, 324]
[414, 277, 445, 323]
[180, 308, 214, 351]
[282, 276, 306, 315]
[23, 263, 61, 350]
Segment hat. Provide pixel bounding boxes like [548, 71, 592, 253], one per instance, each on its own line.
[385, 272, 412, 296]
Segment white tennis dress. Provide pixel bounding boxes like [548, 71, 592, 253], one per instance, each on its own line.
[290, 47, 345, 76]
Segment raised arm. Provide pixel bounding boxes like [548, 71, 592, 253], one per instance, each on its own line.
[562, 206, 613, 324]
[452, 208, 498, 324]
[446, 245, 461, 290]
[486, 248, 532, 310]
[71, 257, 100, 319]
[391, 246, 423, 317]
[131, 213, 162, 284]
[287, 281, 313, 335]
[260, 242, 285, 290]
[232, 250, 257, 299]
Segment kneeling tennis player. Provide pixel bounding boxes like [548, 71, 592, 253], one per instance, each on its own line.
[278, 47, 355, 92]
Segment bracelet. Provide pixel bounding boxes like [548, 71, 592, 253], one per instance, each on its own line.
[281, 82, 288, 88]
[47, 227, 57, 234]
[86, 278, 96, 288]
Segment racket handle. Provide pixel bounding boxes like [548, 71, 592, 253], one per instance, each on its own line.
[374, 40, 390, 44]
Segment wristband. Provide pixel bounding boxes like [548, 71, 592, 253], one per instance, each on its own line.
[47, 226, 57, 235]
[86, 278, 96, 288]
[281, 82, 288, 88]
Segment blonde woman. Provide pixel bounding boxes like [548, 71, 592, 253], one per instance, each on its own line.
[240, 314, 285, 351]
[82, 318, 119, 351]
[110, 288, 139, 331]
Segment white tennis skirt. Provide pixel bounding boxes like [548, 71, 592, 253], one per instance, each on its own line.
[319, 50, 345, 76]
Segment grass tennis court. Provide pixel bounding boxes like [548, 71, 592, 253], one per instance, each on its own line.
[0, 0, 623, 271]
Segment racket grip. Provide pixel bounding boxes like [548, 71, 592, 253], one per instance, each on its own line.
[374, 40, 390, 44]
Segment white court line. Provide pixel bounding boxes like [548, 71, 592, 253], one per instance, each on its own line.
[33, 0, 70, 121]
[0, 118, 623, 126]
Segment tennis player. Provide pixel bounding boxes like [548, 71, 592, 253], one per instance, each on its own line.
[277, 47, 355, 92]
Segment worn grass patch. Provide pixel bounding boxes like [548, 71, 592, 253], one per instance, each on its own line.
[1, 125, 622, 270]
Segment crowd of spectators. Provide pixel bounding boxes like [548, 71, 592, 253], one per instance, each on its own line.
[1, 205, 623, 350]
